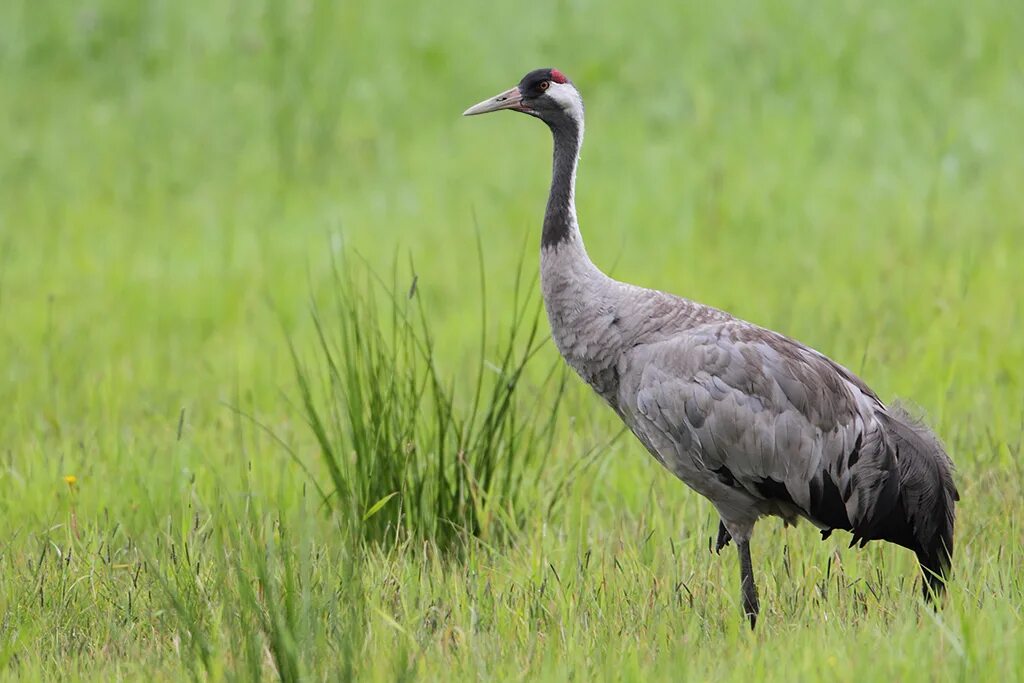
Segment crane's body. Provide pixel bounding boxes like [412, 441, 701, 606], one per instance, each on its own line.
[465, 68, 958, 626]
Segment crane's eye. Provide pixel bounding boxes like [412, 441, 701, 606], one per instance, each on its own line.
[538, 81, 550, 92]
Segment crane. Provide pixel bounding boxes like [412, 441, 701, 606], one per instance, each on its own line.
[463, 68, 958, 627]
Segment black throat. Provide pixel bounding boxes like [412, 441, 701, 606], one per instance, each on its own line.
[541, 113, 581, 250]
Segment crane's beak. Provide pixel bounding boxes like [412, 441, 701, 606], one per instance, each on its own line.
[462, 86, 530, 116]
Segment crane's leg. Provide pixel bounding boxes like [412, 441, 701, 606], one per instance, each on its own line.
[715, 520, 732, 553]
[736, 540, 760, 629]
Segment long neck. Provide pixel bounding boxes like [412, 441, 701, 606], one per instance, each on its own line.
[542, 115, 586, 250]
[539, 111, 623, 395]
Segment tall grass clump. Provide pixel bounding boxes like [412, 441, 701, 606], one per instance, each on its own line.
[290, 245, 568, 549]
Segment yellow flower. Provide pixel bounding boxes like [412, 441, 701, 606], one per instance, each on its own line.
[64, 475, 77, 487]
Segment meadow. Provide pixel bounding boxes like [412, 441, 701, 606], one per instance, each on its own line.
[1, 0, 1023, 680]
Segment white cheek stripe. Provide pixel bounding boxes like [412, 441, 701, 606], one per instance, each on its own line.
[547, 82, 585, 128]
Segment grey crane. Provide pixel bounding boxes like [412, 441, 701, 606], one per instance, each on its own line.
[463, 68, 958, 627]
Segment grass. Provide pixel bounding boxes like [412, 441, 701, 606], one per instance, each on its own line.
[290, 250, 570, 547]
[1, 0, 1023, 680]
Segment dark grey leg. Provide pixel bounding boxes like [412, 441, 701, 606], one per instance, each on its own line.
[737, 540, 760, 629]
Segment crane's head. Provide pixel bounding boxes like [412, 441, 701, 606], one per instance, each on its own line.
[463, 68, 583, 129]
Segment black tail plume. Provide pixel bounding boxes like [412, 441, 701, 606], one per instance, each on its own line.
[878, 404, 959, 601]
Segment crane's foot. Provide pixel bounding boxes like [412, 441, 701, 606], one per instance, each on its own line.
[745, 607, 758, 629]
[715, 520, 732, 554]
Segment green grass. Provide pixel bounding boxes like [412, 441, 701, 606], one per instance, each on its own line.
[1, 0, 1023, 680]
[291, 251, 570, 547]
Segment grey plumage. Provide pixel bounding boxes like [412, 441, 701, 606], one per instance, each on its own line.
[465, 69, 958, 625]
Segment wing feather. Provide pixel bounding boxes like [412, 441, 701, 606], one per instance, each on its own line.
[622, 321, 898, 531]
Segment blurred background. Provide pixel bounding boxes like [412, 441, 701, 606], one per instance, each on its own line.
[3, 0, 1021, 478]
[1, 0, 1022, 679]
